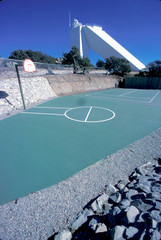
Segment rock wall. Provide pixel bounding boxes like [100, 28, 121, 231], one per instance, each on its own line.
[0, 73, 118, 119]
[0, 77, 56, 118]
[46, 74, 119, 96]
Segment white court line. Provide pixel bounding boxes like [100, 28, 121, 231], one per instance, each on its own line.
[119, 89, 137, 97]
[64, 106, 115, 123]
[85, 106, 92, 122]
[21, 112, 64, 116]
[85, 92, 119, 97]
[86, 95, 148, 103]
[149, 90, 160, 103]
[89, 93, 124, 98]
[89, 93, 149, 100]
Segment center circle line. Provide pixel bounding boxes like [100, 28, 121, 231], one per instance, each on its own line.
[85, 106, 92, 122]
[64, 106, 115, 123]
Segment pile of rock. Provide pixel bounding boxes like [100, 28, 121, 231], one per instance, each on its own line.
[52, 157, 161, 240]
[0, 77, 56, 118]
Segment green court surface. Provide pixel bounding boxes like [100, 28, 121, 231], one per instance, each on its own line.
[0, 88, 161, 205]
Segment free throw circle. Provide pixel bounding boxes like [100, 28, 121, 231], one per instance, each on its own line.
[64, 106, 115, 123]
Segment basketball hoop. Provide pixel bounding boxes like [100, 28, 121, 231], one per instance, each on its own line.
[23, 59, 36, 73]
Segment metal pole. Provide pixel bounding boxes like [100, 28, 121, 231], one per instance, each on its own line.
[15, 65, 26, 110]
[69, 12, 71, 27]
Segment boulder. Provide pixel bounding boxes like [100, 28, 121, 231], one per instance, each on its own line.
[151, 182, 161, 193]
[89, 217, 100, 231]
[113, 206, 121, 216]
[102, 202, 113, 215]
[129, 171, 138, 181]
[125, 226, 138, 239]
[150, 229, 161, 240]
[105, 184, 118, 196]
[136, 184, 151, 194]
[90, 193, 109, 213]
[155, 201, 161, 210]
[125, 189, 138, 200]
[109, 192, 122, 204]
[135, 162, 154, 175]
[95, 223, 108, 233]
[55, 229, 72, 240]
[71, 208, 94, 233]
[150, 210, 161, 222]
[116, 180, 127, 191]
[110, 225, 126, 240]
[119, 199, 130, 210]
[131, 199, 153, 212]
[127, 180, 137, 189]
[124, 206, 140, 224]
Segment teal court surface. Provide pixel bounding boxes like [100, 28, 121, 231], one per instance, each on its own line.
[0, 88, 161, 205]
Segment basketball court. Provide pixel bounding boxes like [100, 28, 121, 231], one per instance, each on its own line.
[0, 88, 161, 205]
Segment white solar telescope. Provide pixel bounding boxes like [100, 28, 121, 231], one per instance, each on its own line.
[70, 19, 146, 71]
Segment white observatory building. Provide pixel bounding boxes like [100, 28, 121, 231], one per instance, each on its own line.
[70, 19, 146, 70]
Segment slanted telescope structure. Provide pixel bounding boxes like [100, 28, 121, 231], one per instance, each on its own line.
[70, 19, 146, 70]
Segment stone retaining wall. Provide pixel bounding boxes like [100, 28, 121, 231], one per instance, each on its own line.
[0, 77, 56, 118]
[46, 74, 119, 96]
[0, 73, 118, 119]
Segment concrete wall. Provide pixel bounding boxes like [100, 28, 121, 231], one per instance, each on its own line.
[45, 73, 118, 96]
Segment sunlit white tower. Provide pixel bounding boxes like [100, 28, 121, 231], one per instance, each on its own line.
[70, 19, 146, 70]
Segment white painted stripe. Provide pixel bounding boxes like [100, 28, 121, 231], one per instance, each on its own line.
[85, 107, 92, 122]
[35, 107, 69, 109]
[97, 94, 148, 100]
[21, 112, 64, 116]
[87, 95, 147, 103]
[149, 91, 160, 103]
[92, 93, 149, 100]
[119, 89, 137, 97]
[85, 92, 148, 101]
[93, 93, 123, 98]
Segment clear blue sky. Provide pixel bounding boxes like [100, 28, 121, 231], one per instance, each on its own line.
[0, 0, 161, 66]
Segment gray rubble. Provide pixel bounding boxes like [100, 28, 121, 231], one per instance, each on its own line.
[53, 158, 161, 240]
